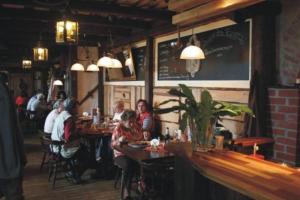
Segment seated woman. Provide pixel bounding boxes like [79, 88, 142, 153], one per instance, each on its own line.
[111, 110, 143, 199]
[136, 99, 153, 140]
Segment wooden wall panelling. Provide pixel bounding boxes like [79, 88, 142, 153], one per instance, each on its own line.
[131, 86, 136, 110]
[208, 89, 249, 104]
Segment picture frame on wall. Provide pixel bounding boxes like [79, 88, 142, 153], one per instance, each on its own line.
[154, 19, 252, 88]
[104, 41, 146, 86]
[106, 47, 136, 81]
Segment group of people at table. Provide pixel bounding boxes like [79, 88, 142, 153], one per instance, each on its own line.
[42, 94, 156, 199]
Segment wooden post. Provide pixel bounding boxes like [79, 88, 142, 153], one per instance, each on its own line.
[98, 47, 104, 115]
[145, 37, 154, 109]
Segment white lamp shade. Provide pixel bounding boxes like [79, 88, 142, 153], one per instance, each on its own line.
[180, 45, 205, 60]
[97, 56, 112, 68]
[71, 63, 84, 71]
[86, 64, 99, 72]
[53, 80, 63, 86]
[111, 58, 122, 68]
[125, 58, 132, 66]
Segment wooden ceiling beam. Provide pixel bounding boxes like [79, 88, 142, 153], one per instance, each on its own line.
[0, 7, 151, 30]
[172, 0, 265, 26]
[0, 0, 174, 21]
[0, 20, 132, 38]
[168, 0, 212, 12]
[69, 1, 174, 21]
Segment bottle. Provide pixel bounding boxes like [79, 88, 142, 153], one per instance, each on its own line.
[165, 127, 170, 144]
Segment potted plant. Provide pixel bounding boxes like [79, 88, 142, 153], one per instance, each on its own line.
[154, 84, 254, 151]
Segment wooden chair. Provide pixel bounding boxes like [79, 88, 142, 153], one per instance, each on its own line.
[138, 158, 175, 200]
[39, 131, 52, 171]
[48, 140, 78, 189]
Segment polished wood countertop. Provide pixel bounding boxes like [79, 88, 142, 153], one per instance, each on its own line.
[166, 143, 300, 200]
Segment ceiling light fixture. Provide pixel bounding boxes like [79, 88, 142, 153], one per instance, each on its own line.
[86, 63, 99, 72]
[180, 27, 205, 60]
[56, 3, 78, 44]
[97, 29, 122, 68]
[70, 62, 84, 71]
[53, 79, 63, 86]
[22, 60, 32, 69]
[33, 40, 48, 61]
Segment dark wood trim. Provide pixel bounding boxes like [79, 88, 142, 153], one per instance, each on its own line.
[98, 47, 104, 115]
[145, 37, 153, 109]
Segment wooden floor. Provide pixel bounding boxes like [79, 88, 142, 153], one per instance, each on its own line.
[22, 135, 120, 200]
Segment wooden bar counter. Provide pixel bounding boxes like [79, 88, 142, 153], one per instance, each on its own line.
[166, 143, 300, 200]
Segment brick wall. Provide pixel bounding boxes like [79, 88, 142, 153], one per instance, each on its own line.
[268, 88, 300, 166]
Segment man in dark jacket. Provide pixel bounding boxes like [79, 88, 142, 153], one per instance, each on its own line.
[0, 72, 26, 199]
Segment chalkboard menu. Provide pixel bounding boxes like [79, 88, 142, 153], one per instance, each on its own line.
[132, 46, 146, 81]
[157, 21, 250, 81]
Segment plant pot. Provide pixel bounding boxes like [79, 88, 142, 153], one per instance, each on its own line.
[190, 119, 214, 152]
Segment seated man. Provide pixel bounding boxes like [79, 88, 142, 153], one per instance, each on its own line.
[94, 100, 125, 163]
[51, 98, 88, 183]
[111, 110, 143, 199]
[112, 100, 125, 122]
[44, 100, 64, 136]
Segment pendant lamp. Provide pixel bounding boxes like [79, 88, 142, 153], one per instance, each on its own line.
[53, 80, 63, 86]
[33, 41, 48, 61]
[71, 62, 84, 71]
[86, 63, 99, 72]
[22, 60, 32, 69]
[180, 28, 205, 60]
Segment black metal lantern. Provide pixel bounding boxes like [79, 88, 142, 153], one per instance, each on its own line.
[22, 59, 32, 69]
[33, 41, 48, 61]
[56, 17, 78, 44]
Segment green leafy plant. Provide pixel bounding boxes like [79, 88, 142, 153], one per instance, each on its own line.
[154, 84, 254, 148]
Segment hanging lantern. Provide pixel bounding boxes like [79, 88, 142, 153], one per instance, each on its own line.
[22, 59, 32, 69]
[33, 41, 48, 61]
[56, 18, 78, 44]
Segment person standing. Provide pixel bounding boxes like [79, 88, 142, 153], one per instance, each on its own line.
[0, 72, 26, 199]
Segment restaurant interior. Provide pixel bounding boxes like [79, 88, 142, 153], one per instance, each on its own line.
[0, 0, 300, 200]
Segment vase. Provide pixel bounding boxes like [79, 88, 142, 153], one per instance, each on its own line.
[189, 118, 214, 152]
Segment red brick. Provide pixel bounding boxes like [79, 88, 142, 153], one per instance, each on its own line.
[276, 152, 296, 162]
[278, 106, 298, 113]
[278, 90, 299, 97]
[279, 121, 297, 130]
[272, 128, 286, 136]
[269, 105, 277, 112]
[276, 137, 297, 146]
[286, 114, 298, 121]
[287, 146, 297, 154]
[268, 89, 277, 97]
[288, 98, 300, 106]
[274, 143, 285, 151]
[270, 113, 285, 120]
[287, 130, 298, 138]
[269, 97, 286, 105]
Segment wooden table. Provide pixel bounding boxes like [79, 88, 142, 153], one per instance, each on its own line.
[166, 143, 300, 200]
[233, 137, 274, 147]
[114, 144, 174, 163]
[79, 127, 114, 168]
